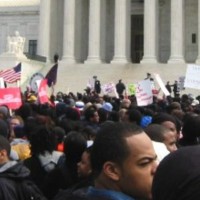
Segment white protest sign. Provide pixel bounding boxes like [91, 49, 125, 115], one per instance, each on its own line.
[102, 83, 115, 94]
[136, 80, 153, 106]
[154, 74, 170, 96]
[184, 64, 200, 89]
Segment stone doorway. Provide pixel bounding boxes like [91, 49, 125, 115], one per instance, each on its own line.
[131, 15, 144, 63]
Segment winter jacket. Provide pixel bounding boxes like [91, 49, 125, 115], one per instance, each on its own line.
[0, 161, 30, 200]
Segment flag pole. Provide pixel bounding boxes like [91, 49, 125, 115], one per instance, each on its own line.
[17, 80, 20, 87]
[51, 83, 55, 95]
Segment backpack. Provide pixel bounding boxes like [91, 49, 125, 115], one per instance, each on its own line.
[16, 179, 47, 200]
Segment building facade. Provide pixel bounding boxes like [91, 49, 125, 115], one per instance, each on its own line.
[0, 0, 39, 58]
[0, 0, 200, 64]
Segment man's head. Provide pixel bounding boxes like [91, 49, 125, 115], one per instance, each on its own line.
[0, 135, 10, 164]
[91, 122, 157, 200]
[145, 124, 177, 152]
[84, 106, 99, 123]
[147, 73, 151, 78]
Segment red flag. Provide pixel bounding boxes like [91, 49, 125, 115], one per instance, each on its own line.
[0, 63, 21, 83]
[0, 87, 22, 109]
[38, 79, 49, 104]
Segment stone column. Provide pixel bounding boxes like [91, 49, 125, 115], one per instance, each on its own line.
[111, 0, 131, 64]
[62, 0, 77, 63]
[37, 0, 51, 62]
[168, 0, 185, 63]
[85, 0, 103, 63]
[196, 0, 200, 64]
[141, 0, 158, 63]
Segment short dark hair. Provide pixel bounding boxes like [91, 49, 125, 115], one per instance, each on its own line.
[84, 106, 97, 121]
[145, 124, 169, 142]
[91, 122, 143, 175]
[29, 125, 57, 155]
[64, 131, 87, 162]
[0, 135, 11, 156]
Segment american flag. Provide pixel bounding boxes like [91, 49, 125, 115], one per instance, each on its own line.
[0, 63, 21, 83]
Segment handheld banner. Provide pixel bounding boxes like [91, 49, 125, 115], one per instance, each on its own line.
[102, 83, 115, 94]
[184, 64, 200, 89]
[136, 80, 153, 106]
[128, 83, 136, 95]
[0, 87, 22, 109]
[154, 74, 170, 96]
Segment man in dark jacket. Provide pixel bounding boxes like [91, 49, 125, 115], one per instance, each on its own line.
[116, 79, 126, 96]
[93, 76, 101, 94]
[0, 135, 46, 200]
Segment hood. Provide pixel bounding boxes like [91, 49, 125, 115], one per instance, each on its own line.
[0, 161, 30, 180]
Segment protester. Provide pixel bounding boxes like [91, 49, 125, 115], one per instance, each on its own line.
[42, 131, 87, 199]
[0, 135, 47, 199]
[4, 70, 200, 200]
[179, 115, 200, 146]
[152, 146, 200, 200]
[87, 122, 157, 200]
[24, 125, 63, 191]
[172, 80, 180, 97]
[145, 124, 177, 152]
[152, 112, 181, 140]
[116, 79, 126, 96]
[165, 81, 172, 94]
[93, 76, 101, 94]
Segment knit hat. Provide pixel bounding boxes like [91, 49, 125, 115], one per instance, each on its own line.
[75, 101, 85, 111]
[102, 102, 113, 112]
[140, 116, 152, 128]
[0, 106, 9, 118]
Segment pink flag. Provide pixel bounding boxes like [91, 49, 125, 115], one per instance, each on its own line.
[38, 79, 49, 104]
[0, 87, 22, 109]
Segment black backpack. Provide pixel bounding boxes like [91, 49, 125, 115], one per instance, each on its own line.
[16, 179, 47, 200]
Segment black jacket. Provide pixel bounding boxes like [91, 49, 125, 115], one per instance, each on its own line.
[0, 161, 30, 200]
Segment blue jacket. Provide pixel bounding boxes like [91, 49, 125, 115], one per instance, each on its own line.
[86, 186, 136, 200]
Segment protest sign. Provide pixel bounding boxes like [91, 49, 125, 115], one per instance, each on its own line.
[102, 83, 115, 94]
[128, 83, 136, 95]
[184, 64, 200, 89]
[0, 87, 22, 109]
[136, 80, 153, 106]
[154, 73, 170, 96]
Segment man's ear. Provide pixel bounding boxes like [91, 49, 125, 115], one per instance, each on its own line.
[103, 161, 121, 181]
[0, 149, 8, 162]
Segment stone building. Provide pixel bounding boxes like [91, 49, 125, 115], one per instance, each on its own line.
[0, 0, 199, 64]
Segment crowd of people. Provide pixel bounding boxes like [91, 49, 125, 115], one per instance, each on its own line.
[0, 79, 200, 200]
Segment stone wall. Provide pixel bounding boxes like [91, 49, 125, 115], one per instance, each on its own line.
[0, 6, 39, 55]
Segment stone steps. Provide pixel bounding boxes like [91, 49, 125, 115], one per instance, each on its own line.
[19, 61, 200, 97]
